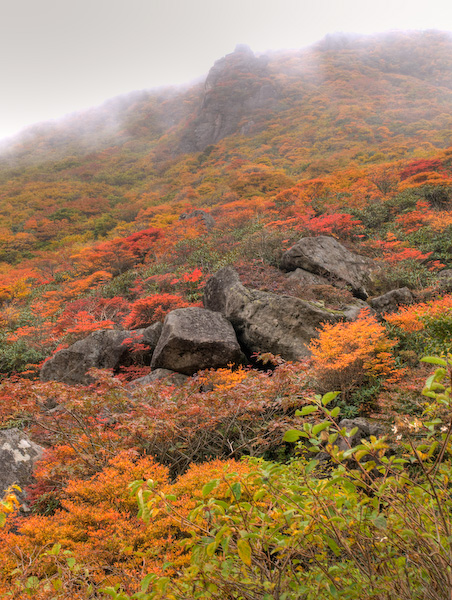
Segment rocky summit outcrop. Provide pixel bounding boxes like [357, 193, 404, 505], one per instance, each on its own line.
[0, 429, 44, 506]
[40, 323, 163, 385]
[203, 267, 342, 360]
[280, 235, 375, 299]
[151, 307, 246, 375]
[180, 45, 279, 152]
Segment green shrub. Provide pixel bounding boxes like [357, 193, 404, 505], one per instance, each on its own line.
[120, 360, 452, 600]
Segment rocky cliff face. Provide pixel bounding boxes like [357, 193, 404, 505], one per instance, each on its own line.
[180, 45, 279, 152]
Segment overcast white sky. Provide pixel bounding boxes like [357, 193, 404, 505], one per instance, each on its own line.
[1, 0, 452, 141]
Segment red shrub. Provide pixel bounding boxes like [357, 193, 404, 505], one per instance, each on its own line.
[122, 293, 190, 329]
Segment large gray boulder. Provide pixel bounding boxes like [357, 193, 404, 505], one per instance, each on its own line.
[0, 429, 44, 506]
[281, 236, 375, 299]
[41, 323, 163, 385]
[151, 307, 246, 375]
[203, 267, 342, 360]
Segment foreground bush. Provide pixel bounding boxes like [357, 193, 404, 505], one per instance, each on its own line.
[119, 357, 452, 600]
[309, 309, 398, 400]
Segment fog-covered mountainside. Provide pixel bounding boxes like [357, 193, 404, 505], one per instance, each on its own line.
[1, 30, 452, 600]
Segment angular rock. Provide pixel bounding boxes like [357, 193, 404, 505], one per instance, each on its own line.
[437, 269, 452, 292]
[204, 267, 342, 360]
[342, 299, 375, 321]
[335, 418, 384, 452]
[179, 210, 215, 230]
[286, 268, 330, 286]
[151, 307, 245, 375]
[281, 235, 375, 299]
[0, 429, 44, 505]
[369, 287, 414, 316]
[129, 368, 189, 389]
[41, 323, 163, 385]
[141, 322, 164, 347]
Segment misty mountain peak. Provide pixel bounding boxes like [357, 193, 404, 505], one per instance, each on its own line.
[178, 45, 277, 152]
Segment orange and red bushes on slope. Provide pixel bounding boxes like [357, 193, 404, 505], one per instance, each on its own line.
[0, 451, 169, 597]
[53, 297, 131, 336]
[399, 158, 443, 180]
[122, 293, 191, 329]
[0, 454, 252, 598]
[72, 227, 164, 276]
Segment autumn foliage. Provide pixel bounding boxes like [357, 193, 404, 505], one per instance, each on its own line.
[309, 311, 399, 398]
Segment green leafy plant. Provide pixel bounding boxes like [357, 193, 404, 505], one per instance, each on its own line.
[122, 360, 452, 600]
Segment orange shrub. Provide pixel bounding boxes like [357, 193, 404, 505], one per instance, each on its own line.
[385, 295, 452, 333]
[309, 311, 398, 398]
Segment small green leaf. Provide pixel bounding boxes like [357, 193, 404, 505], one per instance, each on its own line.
[305, 459, 318, 474]
[202, 479, 220, 498]
[206, 540, 217, 556]
[322, 391, 340, 406]
[295, 405, 318, 416]
[312, 422, 331, 436]
[421, 356, 447, 367]
[231, 482, 241, 501]
[283, 429, 302, 442]
[373, 515, 387, 530]
[326, 536, 341, 557]
[140, 573, 155, 592]
[237, 538, 252, 566]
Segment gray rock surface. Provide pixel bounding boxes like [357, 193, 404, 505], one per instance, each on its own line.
[179, 210, 215, 230]
[335, 418, 384, 452]
[203, 267, 342, 360]
[0, 429, 44, 504]
[281, 236, 375, 299]
[286, 268, 330, 286]
[129, 368, 189, 389]
[437, 269, 452, 292]
[151, 307, 246, 375]
[41, 323, 163, 385]
[369, 287, 414, 316]
[342, 299, 375, 321]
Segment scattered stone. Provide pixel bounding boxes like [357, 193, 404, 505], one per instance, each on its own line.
[369, 287, 414, 316]
[179, 210, 215, 230]
[0, 429, 44, 507]
[437, 269, 452, 292]
[335, 418, 384, 452]
[40, 324, 163, 385]
[204, 267, 342, 360]
[281, 235, 375, 299]
[129, 368, 189, 389]
[151, 307, 246, 375]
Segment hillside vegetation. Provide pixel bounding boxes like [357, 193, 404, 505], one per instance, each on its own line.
[1, 30, 452, 599]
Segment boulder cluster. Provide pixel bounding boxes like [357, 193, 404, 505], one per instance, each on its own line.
[40, 235, 414, 386]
